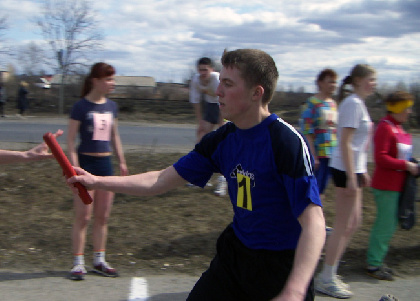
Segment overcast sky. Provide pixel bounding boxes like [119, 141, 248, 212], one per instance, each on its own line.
[1, 0, 419, 92]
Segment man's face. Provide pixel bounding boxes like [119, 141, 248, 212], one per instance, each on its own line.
[198, 64, 213, 81]
[216, 66, 254, 125]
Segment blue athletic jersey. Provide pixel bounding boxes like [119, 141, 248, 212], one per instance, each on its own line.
[70, 98, 118, 153]
[174, 114, 321, 251]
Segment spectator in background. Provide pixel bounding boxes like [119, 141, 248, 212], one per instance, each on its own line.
[0, 83, 6, 117]
[189, 57, 223, 142]
[17, 81, 29, 117]
[315, 64, 377, 299]
[300, 68, 338, 236]
[366, 91, 418, 281]
[189, 57, 226, 196]
[67, 62, 128, 281]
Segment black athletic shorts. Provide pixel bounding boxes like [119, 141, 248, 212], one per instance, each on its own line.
[187, 224, 315, 301]
[203, 102, 220, 125]
[78, 153, 114, 176]
[330, 167, 363, 188]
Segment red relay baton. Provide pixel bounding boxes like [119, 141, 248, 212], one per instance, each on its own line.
[43, 132, 93, 205]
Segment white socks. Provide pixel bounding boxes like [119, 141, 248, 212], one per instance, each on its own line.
[74, 251, 105, 267]
[93, 251, 105, 266]
[73, 254, 85, 266]
[320, 263, 338, 282]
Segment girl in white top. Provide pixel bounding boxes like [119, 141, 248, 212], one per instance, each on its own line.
[315, 64, 377, 299]
[330, 92, 372, 174]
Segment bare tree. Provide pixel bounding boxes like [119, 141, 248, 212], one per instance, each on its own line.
[0, 15, 10, 63]
[18, 42, 47, 76]
[35, 0, 103, 114]
[0, 15, 7, 40]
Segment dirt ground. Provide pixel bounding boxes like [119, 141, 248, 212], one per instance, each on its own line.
[0, 103, 419, 281]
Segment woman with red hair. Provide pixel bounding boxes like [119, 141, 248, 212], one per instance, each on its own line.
[67, 62, 128, 280]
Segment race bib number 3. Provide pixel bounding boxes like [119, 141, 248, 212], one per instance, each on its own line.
[237, 173, 253, 211]
[92, 112, 113, 141]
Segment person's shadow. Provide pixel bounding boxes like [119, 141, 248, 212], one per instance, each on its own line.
[0, 270, 68, 282]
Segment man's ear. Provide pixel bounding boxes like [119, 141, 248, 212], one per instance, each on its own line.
[252, 85, 264, 100]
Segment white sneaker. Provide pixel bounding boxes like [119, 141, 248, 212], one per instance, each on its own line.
[315, 275, 353, 299]
[334, 275, 350, 290]
[70, 264, 87, 281]
[214, 176, 227, 196]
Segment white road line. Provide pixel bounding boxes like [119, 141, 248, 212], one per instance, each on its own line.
[128, 277, 149, 301]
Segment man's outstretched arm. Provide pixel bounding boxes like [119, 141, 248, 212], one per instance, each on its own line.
[0, 129, 63, 165]
[68, 165, 187, 197]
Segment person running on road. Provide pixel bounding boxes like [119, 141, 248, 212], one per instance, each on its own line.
[68, 49, 325, 300]
[189, 56, 226, 196]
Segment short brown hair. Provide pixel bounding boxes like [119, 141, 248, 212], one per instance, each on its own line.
[221, 49, 279, 104]
[385, 90, 413, 105]
[317, 68, 337, 84]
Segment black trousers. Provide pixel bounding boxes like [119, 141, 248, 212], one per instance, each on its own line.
[187, 225, 315, 301]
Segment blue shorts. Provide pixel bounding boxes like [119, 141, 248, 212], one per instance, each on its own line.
[315, 158, 331, 194]
[78, 153, 114, 176]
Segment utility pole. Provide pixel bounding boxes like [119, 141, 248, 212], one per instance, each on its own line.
[57, 49, 64, 115]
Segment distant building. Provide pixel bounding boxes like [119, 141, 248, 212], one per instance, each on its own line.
[50, 74, 83, 86]
[113, 76, 156, 97]
[50, 74, 156, 98]
[0, 70, 10, 83]
[114, 76, 155, 90]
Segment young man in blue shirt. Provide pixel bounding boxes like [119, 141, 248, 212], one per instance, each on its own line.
[68, 49, 326, 301]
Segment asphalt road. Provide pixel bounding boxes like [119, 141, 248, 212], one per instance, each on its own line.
[2, 115, 420, 157]
[0, 115, 196, 153]
[0, 269, 419, 301]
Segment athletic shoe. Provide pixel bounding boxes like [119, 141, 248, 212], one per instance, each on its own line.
[214, 176, 227, 196]
[92, 262, 119, 277]
[334, 275, 350, 291]
[315, 276, 353, 299]
[379, 294, 399, 301]
[366, 266, 394, 281]
[315, 274, 350, 291]
[381, 264, 395, 275]
[69, 264, 87, 281]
